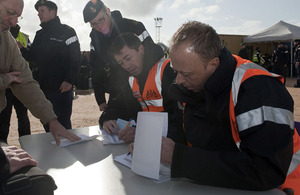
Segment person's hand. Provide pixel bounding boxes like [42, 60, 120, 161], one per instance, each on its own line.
[296, 62, 299, 67]
[118, 127, 136, 143]
[5, 72, 22, 85]
[161, 137, 175, 166]
[103, 120, 119, 134]
[99, 102, 108, 111]
[2, 145, 38, 174]
[59, 81, 72, 93]
[48, 118, 81, 145]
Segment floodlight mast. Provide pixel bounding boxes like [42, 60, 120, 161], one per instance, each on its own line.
[154, 17, 163, 43]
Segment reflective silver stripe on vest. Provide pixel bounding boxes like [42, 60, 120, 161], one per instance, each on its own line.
[232, 63, 293, 131]
[129, 76, 134, 89]
[236, 106, 294, 132]
[90, 43, 95, 51]
[233, 61, 300, 178]
[232, 63, 273, 106]
[155, 58, 166, 95]
[138, 30, 149, 42]
[140, 58, 166, 108]
[287, 149, 300, 175]
[143, 99, 163, 107]
[128, 58, 167, 108]
[65, 36, 78, 45]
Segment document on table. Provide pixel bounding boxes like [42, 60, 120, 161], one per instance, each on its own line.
[114, 153, 170, 183]
[51, 134, 99, 147]
[100, 118, 136, 145]
[114, 112, 169, 182]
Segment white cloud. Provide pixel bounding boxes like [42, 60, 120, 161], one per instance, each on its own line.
[217, 20, 263, 35]
[171, 0, 185, 9]
[106, 0, 162, 17]
[204, 5, 220, 14]
[182, 5, 219, 22]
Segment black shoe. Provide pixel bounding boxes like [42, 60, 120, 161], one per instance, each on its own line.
[294, 84, 300, 88]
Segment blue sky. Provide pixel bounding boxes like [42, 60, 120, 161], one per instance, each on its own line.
[18, 0, 300, 51]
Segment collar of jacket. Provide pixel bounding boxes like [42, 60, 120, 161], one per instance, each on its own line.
[136, 43, 164, 81]
[40, 16, 60, 29]
[205, 47, 236, 96]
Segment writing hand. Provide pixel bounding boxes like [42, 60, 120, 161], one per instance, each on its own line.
[161, 137, 175, 166]
[118, 127, 136, 143]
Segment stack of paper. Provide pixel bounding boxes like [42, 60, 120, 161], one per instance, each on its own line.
[114, 112, 170, 182]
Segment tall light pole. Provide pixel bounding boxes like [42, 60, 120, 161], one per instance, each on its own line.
[154, 17, 163, 43]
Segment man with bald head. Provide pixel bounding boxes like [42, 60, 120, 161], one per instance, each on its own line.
[0, 0, 80, 184]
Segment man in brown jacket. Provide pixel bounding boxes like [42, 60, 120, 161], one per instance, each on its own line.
[0, 0, 80, 145]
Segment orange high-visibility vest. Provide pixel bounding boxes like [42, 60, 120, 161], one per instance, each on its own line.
[230, 55, 300, 193]
[129, 58, 169, 112]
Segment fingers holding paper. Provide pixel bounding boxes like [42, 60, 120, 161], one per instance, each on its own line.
[48, 118, 81, 145]
[161, 137, 175, 166]
[118, 127, 136, 143]
[103, 120, 119, 134]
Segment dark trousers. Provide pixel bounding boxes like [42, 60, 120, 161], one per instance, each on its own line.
[296, 65, 300, 86]
[0, 89, 31, 143]
[42, 89, 73, 132]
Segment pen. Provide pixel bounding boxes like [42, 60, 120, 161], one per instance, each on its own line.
[127, 152, 131, 156]
[126, 118, 132, 128]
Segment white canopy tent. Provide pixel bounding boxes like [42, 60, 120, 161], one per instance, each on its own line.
[244, 21, 300, 77]
[244, 20, 300, 43]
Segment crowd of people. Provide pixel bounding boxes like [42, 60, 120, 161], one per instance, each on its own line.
[1, 0, 300, 194]
[238, 40, 300, 87]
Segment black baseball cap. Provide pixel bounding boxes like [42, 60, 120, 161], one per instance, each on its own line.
[35, 0, 57, 12]
[83, 0, 105, 23]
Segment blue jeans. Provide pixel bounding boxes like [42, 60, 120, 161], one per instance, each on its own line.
[42, 89, 73, 132]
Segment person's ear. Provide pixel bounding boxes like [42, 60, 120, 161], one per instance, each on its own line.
[106, 8, 111, 16]
[208, 57, 220, 73]
[139, 44, 144, 55]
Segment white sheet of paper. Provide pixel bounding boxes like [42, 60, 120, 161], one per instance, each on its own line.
[51, 134, 99, 147]
[114, 153, 170, 183]
[100, 129, 124, 145]
[131, 112, 168, 180]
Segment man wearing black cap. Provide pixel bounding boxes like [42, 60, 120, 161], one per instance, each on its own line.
[83, 0, 163, 113]
[21, 0, 81, 131]
[271, 42, 289, 82]
[293, 39, 300, 87]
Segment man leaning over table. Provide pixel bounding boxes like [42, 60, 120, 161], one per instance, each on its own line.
[100, 33, 184, 143]
[131, 21, 300, 193]
[0, 0, 80, 145]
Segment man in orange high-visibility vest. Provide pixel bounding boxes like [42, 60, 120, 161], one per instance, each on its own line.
[99, 33, 184, 144]
[156, 21, 300, 193]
